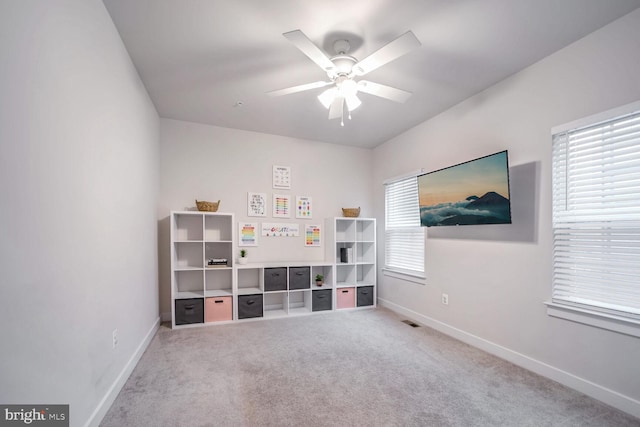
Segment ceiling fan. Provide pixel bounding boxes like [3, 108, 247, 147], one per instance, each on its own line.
[267, 29, 421, 125]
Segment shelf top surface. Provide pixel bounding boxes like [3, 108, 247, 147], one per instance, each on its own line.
[204, 289, 232, 297]
[236, 261, 334, 269]
[334, 217, 376, 221]
[172, 210, 234, 216]
[237, 287, 263, 295]
[174, 239, 233, 243]
[174, 290, 204, 299]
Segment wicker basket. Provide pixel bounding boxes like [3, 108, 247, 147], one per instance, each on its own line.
[342, 207, 360, 218]
[195, 200, 220, 212]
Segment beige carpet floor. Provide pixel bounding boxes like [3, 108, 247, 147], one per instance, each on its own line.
[101, 307, 640, 427]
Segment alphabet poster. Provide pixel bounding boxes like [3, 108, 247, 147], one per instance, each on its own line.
[247, 192, 266, 217]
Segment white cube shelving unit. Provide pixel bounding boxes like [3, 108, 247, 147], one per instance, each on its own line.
[170, 212, 376, 328]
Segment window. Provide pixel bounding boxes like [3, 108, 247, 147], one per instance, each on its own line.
[551, 103, 640, 326]
[384, 173, 425, 278]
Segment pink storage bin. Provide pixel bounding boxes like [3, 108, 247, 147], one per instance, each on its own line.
[205, 296, 232, 322]
[336, 287, 355, 309]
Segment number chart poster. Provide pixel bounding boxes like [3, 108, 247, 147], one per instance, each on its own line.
[273, 194, 291, 218]
[272, 165, 291, 189]
[305, 224, 321, 247]
[238, 222, 258, 246]
[262, 223, 300, 237]
[296, 196, 312, 219]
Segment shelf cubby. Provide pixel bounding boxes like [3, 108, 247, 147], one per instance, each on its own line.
[264, 292, 288, 318]
[205, 268, 232, 296]
[173, 241, 203, 269]
[204, 215, 233, 241]
[173, 213, 203, 241]
[237, 267, 262, 295]
[356, 219, 375, 242]
[311, 265, 333, 289]
[336, 264, 356, 286]
[288, 290, 311, 315]
[356, 264, 375, 286]
[335, 218, 356, 242]
[356, 241, 375, 263]
[204, 242, 232, 265]
[174, 270, 204, 299]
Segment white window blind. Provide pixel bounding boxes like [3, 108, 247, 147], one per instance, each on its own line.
[385, 175, 425, 276]
[552, 109, 640, 319]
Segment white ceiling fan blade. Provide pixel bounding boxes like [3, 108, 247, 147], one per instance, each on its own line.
[328, 96, 344, 120]
[352, 31, 421, 76]
[267, 81, 333, 97]
[283, 30, 335, 72]
[357, 80, 412, 103]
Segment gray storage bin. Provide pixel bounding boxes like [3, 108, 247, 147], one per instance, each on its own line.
[312, 289, 332, 312]
[175, 298, 204, 325]
[238, 294, 263, 319]
[357, 286, 374, 307]
[289, 266, 310, 290]
[264, 267, 287, 291]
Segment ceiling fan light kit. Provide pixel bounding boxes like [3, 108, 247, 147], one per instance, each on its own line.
[268, 29, 421, 125]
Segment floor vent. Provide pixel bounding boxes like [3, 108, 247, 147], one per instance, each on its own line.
[402, 320, 420, 328]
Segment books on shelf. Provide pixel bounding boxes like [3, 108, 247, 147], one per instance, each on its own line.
[340, 247, 353, 263]
[207, 258, 228, 268]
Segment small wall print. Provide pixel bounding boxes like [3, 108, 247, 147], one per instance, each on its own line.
[238, 222, 258, 246]
[261, 223, 299, 237]
[305, 224, 321, 246]
[296, 196, 312, 219]
[273, 194, 291, 218]
[248, 192, 267, 217]
[272, 165, 291, 189]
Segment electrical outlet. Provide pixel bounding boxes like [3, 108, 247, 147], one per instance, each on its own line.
[441, 293, 449, 305]
[112, 329, 118, 349]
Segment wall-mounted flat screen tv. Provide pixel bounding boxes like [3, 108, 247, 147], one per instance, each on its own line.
[418, 150, 512, 227]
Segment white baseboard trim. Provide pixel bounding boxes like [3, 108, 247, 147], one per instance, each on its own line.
[84, 316, 161, 427]
[378, 298, 640, 419]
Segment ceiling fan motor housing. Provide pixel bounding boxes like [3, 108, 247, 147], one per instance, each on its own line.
[329, 55, 357, 79]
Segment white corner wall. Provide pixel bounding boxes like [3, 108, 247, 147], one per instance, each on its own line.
[373, 8, 640, 417]
[158, 119, 374, 317]
[0, 2, 160, 426]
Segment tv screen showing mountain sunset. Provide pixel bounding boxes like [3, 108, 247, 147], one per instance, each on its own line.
[418, 151, 512, 227]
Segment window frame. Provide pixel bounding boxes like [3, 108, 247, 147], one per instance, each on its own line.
[548, 100, 640, 338]
[383, 170, 426, 282]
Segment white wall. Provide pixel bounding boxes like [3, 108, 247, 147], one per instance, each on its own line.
[0, 1, 160, 426]
[373, 9, 640, 416]
[159, 118, 373, 316]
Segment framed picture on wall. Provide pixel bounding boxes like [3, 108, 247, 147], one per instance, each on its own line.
[272, 193, 291, 218]
[238, 222, 258, 246]
[296, 196, 312, 219]
[304, 224, 321, 247]
[247, 192, 267, 217]
[262, 223, 299, 237]
[273, 165, 291, 189]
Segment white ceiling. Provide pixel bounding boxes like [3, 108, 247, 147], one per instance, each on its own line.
[103, 0, 640, 149]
